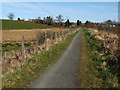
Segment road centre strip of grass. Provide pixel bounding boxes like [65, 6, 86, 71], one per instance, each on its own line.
[3, 30, 79, 88]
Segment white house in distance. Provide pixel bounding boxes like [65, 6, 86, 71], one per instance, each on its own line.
[101, 20, 117, 27]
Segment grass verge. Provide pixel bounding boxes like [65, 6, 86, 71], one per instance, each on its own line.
[3, 30, 79, 88]
[78, 29, 102, 88]
[79, 29, 118, 88]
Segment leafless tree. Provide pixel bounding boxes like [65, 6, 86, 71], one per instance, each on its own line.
[56, 14, 64, 23]
[7, 13, 15, 20]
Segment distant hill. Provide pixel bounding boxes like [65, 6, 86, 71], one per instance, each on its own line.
[2, 19, 54, 30]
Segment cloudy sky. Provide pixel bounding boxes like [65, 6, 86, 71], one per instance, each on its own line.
[1, 2, 118, 23]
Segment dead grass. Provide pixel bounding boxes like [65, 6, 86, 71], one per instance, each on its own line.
[2, 28, 64, 43]
[78, 31, 102, 88]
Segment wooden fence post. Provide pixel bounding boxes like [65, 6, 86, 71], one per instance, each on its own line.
[55, 32, 58, 42]
[36, 34, 39, 46]
[50, 32, 53, 40]
[4, 52, 6, 57]
[59, 31, 61, 41]
[44, 32, 47, 40]
[44, 32, 48, 49]
[21, 36, 25, 60]
[63, 30, 65, 39]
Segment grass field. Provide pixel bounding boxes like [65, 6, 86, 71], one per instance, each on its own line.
[1, 19, 66, 43]
[2, 19, 53, 30]
[2, 30, 40, 42]
[2, 28, 65, 43]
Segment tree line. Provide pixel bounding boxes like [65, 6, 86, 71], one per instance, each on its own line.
[7, 13, 118, 28]
[7, 13, 82, 28]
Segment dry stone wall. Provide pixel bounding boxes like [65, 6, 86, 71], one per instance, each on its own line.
[2, 28, 78, 75]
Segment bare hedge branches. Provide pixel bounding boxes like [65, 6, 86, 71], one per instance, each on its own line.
[2, 28, 78, 75]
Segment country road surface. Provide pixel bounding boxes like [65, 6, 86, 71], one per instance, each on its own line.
[31, 30, 82, 88]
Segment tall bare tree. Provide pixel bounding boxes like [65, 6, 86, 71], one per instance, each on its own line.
[56, 14, 64, 27]
[7, 13, 15, 20]
[56, 14, 64, 23]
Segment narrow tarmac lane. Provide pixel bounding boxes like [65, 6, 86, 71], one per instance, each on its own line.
[31, 30, 81, 88]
